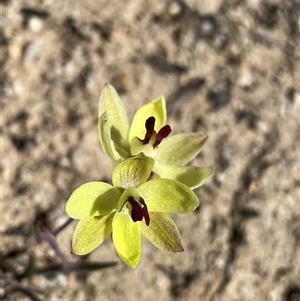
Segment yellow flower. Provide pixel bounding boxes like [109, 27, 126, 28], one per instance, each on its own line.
[66, 154, 199, 268]
[98, 84, 213, 189]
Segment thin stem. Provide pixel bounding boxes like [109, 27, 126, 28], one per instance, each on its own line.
[53, 218, 73, 236]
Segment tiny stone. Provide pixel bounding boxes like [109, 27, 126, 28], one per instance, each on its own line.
[56, 274, 67, 287]
[194, 0, 222, 15]
[9, 43, 22, 59]
[24, 41, 40, 61]
[28, 17, 44, 32]
[257, 119, 271, 134]
[214, 34, 227, 49]
[13, 81, 23, 96]
[238, 70, 254, 88]
[201, 18, 214, 35]
[167, 1, 182, 17]
[59, 156, 70, 167]
[248, 181, 258, 194]
[247, 0, 262, 9]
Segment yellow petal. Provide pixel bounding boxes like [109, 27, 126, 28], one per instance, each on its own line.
[98, 84, 129, 149]
[156, 133, 208, 166]
[139, 178, 199, 213]
[98, 112, 129, 161]
[128, 96, 166, 143]
[112, 154, 154, 188]
[154, 163, 214, 189]
[72, 214, 114, 255]
[66, 182, 120, 219]
[141, 212, 183, 253]
[112, 212, 141, 268]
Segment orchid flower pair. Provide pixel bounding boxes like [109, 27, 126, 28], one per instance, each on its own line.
[65, 84, 213, 268]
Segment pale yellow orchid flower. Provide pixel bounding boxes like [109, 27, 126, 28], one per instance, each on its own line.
[66, 154, 199, 268]
[98, 84, 213, 189]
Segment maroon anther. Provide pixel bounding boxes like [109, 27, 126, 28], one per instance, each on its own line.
[140, 117, 172, 147]
[128, 197, 150, 226]
[154, 125, 171, 147]
[140, 117, 155, 145]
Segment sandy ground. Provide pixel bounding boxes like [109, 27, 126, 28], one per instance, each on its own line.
[1, 0, 300, 300]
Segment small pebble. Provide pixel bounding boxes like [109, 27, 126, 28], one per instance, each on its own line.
[214, 34, 227, 49]
[167, 1, 182, 17]
[201, 18, 215, 35]
[59, 157, 70, 167]
[256, 119, 271, 134]
[28, 17, 44, 32]
[238, 69, 254, 88]
[24, 41, 40, 61]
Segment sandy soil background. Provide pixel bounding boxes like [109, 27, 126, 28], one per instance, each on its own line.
[1, 0, 300, 300]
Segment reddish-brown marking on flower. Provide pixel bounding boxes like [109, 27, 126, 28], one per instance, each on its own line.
[128, 197, 150, 226]
[139, 117, 171, 147]
[141, 117, 155, 144]
[154, 125, 171, 147]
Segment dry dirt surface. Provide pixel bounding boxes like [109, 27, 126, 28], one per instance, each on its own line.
[1, 0, 300, 300]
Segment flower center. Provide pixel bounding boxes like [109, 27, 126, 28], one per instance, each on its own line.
[126, 196, 150, 226]
[130, 116, 171, 157]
